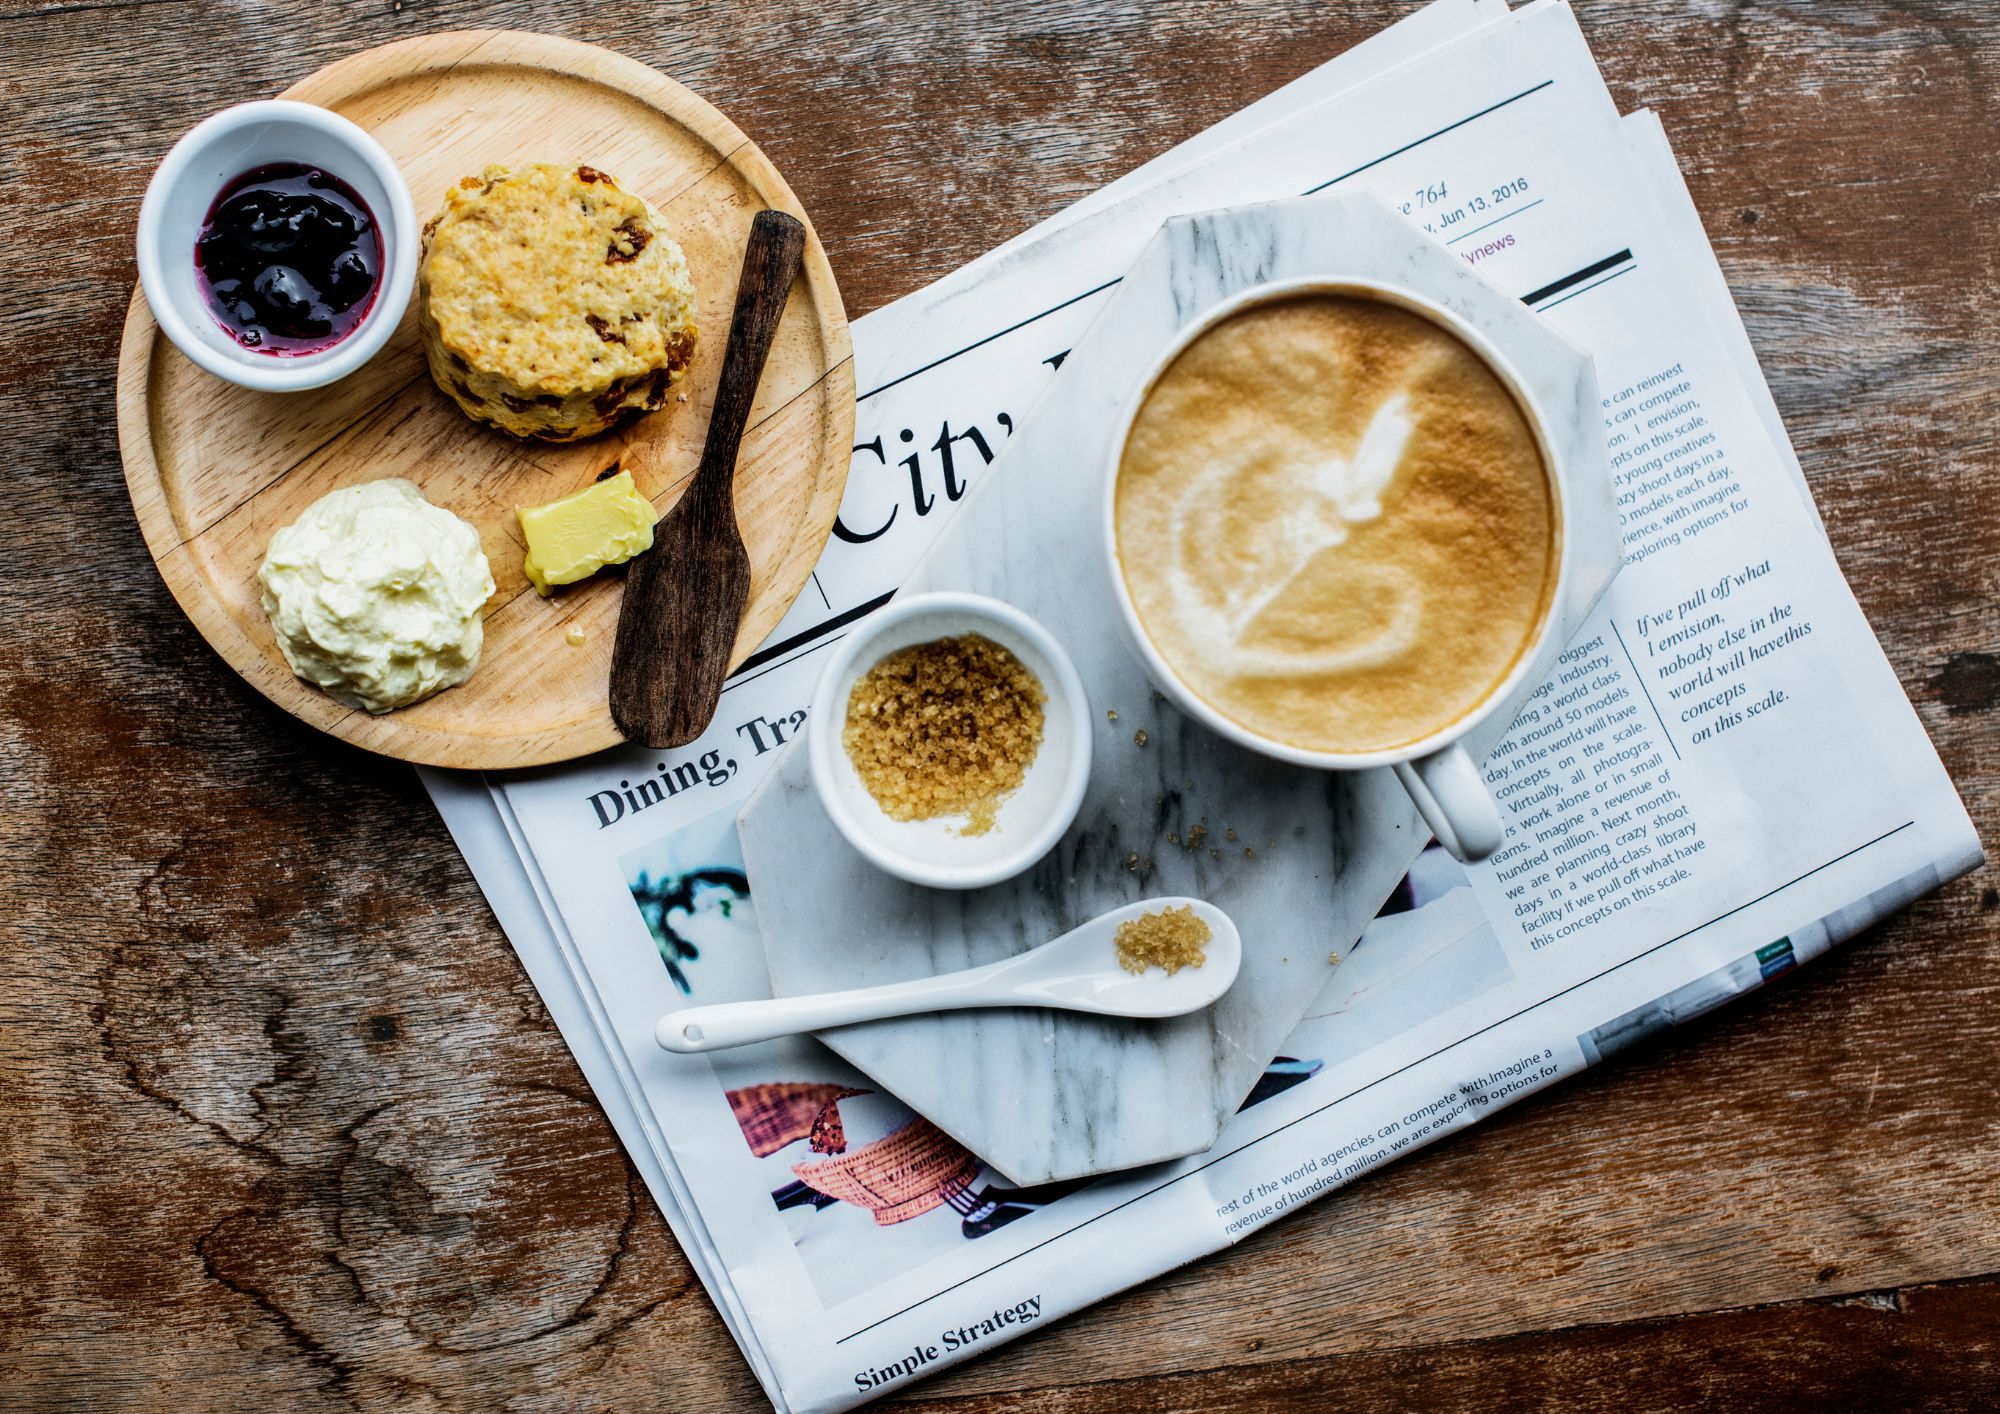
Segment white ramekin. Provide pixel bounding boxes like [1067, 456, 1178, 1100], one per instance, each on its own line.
[807, 592, 1093, 891]
[136, 99, 417, 393]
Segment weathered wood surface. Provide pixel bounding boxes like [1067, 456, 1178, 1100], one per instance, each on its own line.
[1, 1, 1995, 1409]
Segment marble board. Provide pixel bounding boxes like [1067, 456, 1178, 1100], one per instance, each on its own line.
[737, 192, 1624, 1184]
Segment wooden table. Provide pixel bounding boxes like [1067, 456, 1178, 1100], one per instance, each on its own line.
[4, 2, 1995, 1407]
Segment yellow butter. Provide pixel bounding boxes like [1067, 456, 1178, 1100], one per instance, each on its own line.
[518, 470, 657, 595]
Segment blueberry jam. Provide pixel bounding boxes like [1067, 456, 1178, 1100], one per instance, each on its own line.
[194, 163, 381, 355]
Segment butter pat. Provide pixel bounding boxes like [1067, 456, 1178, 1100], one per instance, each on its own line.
[518, 470, 657, 595]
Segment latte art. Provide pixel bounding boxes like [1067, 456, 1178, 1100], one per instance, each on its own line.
[1162, 385, 1425, 678]
[1115, 294, 1557, 755]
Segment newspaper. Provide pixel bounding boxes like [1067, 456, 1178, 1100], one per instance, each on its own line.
[421, 4, 1982, 1408]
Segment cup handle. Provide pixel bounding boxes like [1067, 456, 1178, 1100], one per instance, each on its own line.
[1394, 744, 1504, 864]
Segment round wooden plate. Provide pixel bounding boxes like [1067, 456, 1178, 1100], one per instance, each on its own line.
[117, 31, 854, 769]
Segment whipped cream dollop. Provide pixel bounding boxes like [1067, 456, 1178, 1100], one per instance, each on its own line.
[258, 478, 494, 714]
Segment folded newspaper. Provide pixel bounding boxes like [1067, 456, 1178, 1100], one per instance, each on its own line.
[423, 2, 1983, 1407]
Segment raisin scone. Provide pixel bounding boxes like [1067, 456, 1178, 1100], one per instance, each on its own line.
[418, 163, 699, 441]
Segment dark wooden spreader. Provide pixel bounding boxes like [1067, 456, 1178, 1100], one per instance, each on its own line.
[611, 208, 809, 748]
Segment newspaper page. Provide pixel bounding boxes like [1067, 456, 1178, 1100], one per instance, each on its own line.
[418, 0, 1504, 1392]
[420, 0, 1497, 1391]
[420, 0, 1503, 1392]
[424, 4, 1981, 1409]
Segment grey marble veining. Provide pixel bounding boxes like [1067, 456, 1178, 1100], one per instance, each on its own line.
[738, 193, 1624, 1184]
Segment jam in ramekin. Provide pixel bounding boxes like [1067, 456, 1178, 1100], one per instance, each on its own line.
[194, 162, 381, 356]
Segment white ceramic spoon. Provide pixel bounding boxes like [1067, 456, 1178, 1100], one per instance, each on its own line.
[655, 898, 1241, 1054]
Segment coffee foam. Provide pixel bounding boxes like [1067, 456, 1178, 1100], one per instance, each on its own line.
[1115, 294, 1556, 756]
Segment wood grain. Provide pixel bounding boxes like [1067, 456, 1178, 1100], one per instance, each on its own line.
[115, 31, 856, 769]
[2, 1, 1995, 1410]
[896, 1278, 2000, 1411]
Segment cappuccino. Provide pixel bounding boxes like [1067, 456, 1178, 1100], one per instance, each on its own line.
[1114, 293, 1557, 756]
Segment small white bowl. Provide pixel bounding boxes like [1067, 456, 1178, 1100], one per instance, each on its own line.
[137, 99, 418, 393]
[807, 592, 1092, 890]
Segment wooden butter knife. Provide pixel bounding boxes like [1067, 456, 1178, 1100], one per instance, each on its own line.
[610, 209, 807, 748]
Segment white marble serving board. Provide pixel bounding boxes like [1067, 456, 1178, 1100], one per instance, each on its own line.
[738, 193, 1623, 1184]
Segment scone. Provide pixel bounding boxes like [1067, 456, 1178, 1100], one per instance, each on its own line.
[419, 163, 699, 441]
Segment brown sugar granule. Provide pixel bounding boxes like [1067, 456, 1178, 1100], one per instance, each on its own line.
[1114, 905, 1212, 976]
[842, 634, 1044, 836]
[1133, 729, 1149, 747]
[1107, 709, 1119, 721]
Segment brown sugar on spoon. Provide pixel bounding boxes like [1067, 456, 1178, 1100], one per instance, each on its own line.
[841, 635, 1046, 836]
[1113, 905, 1212, 975]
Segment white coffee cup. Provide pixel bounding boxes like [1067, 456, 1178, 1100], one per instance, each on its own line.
[1102, 277, 1570, 864]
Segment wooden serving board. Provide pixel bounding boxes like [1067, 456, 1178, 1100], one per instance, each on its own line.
[116, 31, 854, 769]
